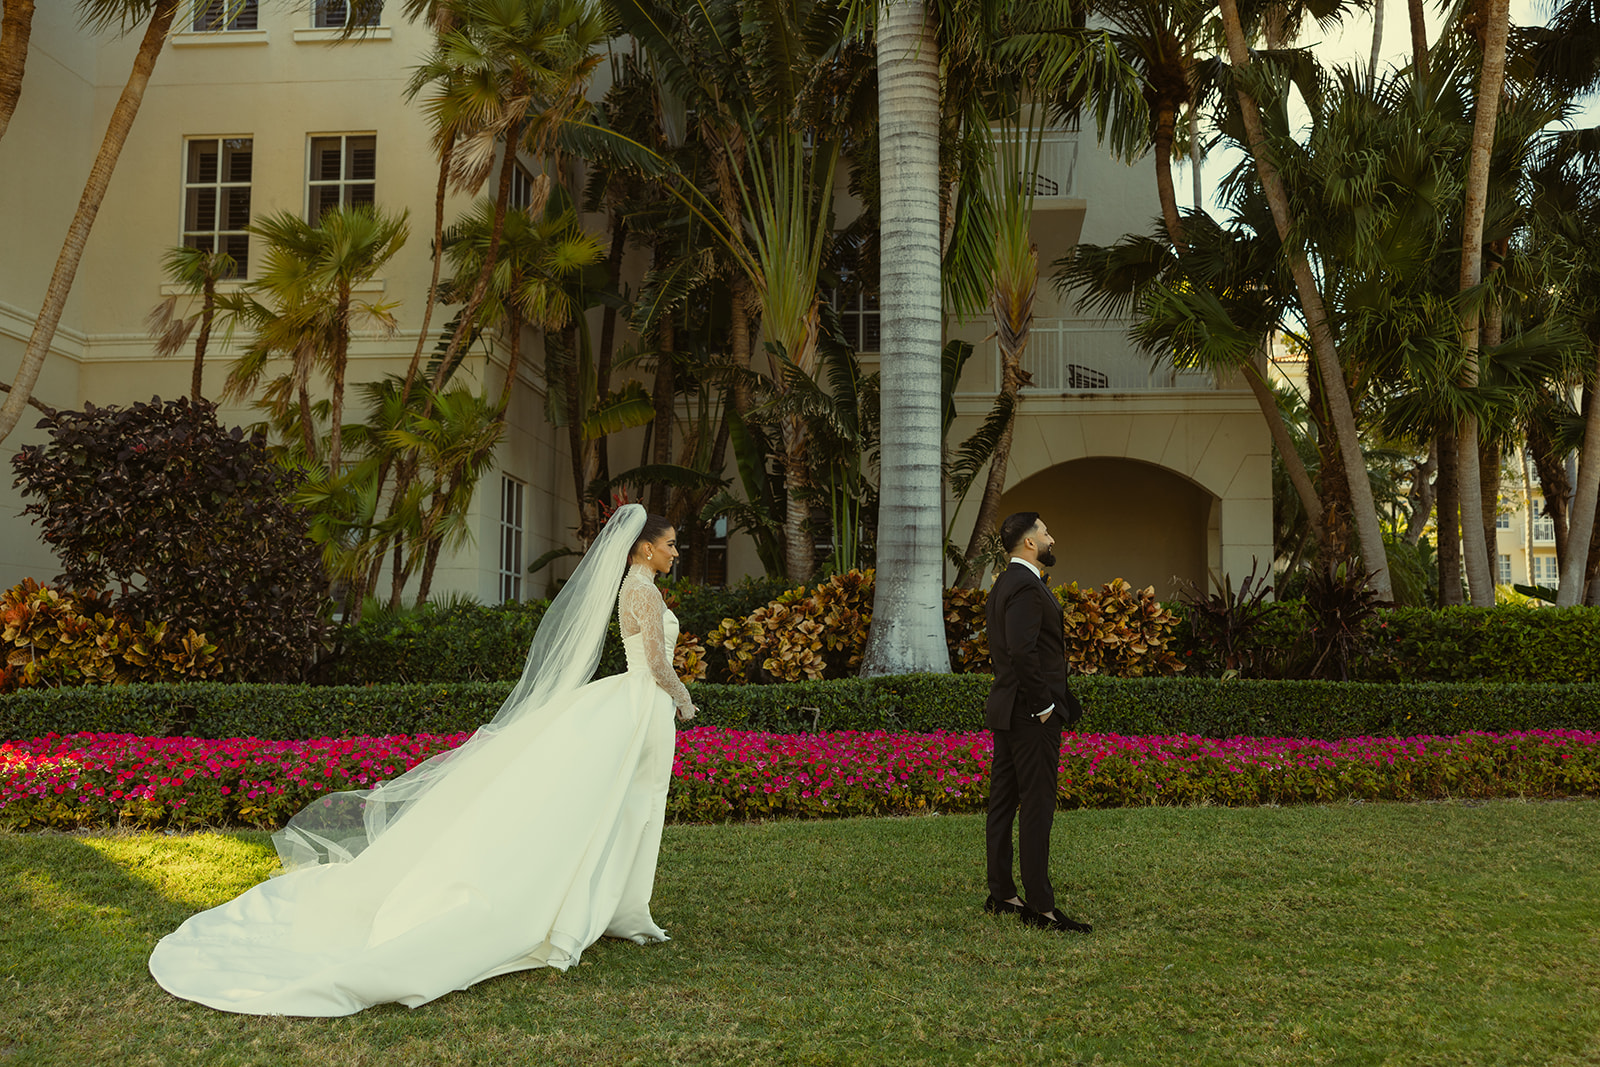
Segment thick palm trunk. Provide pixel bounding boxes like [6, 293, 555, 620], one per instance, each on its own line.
[298, 381, 317, 460]
[0, 0, 34, 146]
[1558, 348, 1600, 605]
[1455, 0, 1510, 607]
[861, 0, 951, 676]
[0, 0, 177, 444]
[1436, 430, 1463, 604]
[1218, 0, 1392, 600]
[1153, 103, 1184, 246]
[781, 416, 815, 580]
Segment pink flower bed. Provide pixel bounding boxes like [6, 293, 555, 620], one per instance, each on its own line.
[1, 728, 1597, 832]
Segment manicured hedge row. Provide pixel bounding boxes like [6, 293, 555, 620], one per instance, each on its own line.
[324, 597, 1600, 687]
[5, 674, 1600, 742]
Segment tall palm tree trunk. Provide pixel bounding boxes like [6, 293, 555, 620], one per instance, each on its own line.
[0, 0, 178, 444]
[781, 414, 815, 579]
[861, 0, 952, 676]
[960, 261, 1037, 587]
[1407, 0, 1430, 77]
[192, 276, 216, 402]
[649, 317, 676, 514]
[1436, 429, 1463, 604]
[402, 142, 455, 400]
[1455, 0, 1510, 607]
[432, 125, 525, 391]
[1479, 442, 1499, 587]
[595, 213, 627, 485]
[1558, 347, 1600, 605]
[328, 289, 352, 474]
[1370, 0, 1386, 76]
[0, 0, 34, 146]
[1243, 359, 1323, 538]
[1218, 0, 1392, 600]
[1153, 102, 1184, 246]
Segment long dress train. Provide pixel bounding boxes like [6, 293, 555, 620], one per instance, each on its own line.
[148, 567, 688, 1016]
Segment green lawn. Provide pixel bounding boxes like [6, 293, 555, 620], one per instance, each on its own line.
[3, 801, 1599, 1066]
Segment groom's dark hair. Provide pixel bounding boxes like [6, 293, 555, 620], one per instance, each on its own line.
[1000, 511, 1042, 555]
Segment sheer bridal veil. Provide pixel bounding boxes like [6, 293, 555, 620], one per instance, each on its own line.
[273, 504, 648, 870]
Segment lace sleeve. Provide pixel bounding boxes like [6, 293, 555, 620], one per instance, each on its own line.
[619, 579, 694, 712]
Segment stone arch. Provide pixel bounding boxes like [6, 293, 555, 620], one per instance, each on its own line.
[996, 457, 1217, 597]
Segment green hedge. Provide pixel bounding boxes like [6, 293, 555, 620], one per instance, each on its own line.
[321, 576, 793, 685]
[5, 674, 1599, 742]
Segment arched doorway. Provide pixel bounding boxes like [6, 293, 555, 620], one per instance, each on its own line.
[997, 457, 1215, 596]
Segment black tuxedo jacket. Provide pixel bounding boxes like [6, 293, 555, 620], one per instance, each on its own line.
[984, 562, 1082, 731]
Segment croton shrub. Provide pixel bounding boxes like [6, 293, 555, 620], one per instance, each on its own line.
[705, 570, 1184, 684]
[1, 580, 220, 693]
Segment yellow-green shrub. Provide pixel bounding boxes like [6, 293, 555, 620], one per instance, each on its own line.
[0, 579, 220, 692]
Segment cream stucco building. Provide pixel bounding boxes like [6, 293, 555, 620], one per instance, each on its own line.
[1, 2, 1270, 602]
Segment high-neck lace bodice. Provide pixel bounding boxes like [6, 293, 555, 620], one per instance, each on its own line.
[617, 564, 691, 712]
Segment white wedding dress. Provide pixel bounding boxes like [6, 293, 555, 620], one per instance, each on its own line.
[148, 563, 691, 1017]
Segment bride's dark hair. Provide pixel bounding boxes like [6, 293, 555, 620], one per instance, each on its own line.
[632, 512, 673, 556]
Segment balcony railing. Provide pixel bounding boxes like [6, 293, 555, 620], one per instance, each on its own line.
[994, 128, 1079, 200]
[980, 319, 1212, 393]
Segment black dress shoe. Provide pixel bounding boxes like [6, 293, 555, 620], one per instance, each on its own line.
[983, 895, 1027, 916]
[1021, 907, 1092, 933]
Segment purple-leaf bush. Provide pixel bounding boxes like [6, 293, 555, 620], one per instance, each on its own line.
[2, 728, 1596, 832]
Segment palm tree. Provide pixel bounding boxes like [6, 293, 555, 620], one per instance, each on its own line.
[223, 205, 409, 475]
[0, 0, 34, 145]
[0, 0, 180, 445]
[861, 0, 951, 675]
[421, 0, 608, 391]
[1454, 0, 1512, 607]
[438, 193, 603, 413]
[956, 108, 1043, 587]
[146, 245, 237, 402]
[1215, 0, 1394, 600]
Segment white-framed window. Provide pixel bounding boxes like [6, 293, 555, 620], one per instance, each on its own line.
[1498, 553, 1512, 584]
[193, 0, 259, 31]
[499, 476, 525, 603]
[1533, 554, 1560, 588]
[1495, 512, 1511, 530]
[314, 0, 381, 27]
[829, 288, 880, 353]
[307, 134, 376, 224]
[510, 161, 538, 212]
[1533, 515, 1556, 544]
[182, 137, 252, 277]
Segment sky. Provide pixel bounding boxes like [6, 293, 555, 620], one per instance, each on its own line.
[1186, 0, 1595, 217]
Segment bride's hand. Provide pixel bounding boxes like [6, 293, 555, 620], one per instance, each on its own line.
[676, 704, 698, 723]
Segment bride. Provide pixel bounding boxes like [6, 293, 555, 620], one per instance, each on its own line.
[149, 504, 698, 1016]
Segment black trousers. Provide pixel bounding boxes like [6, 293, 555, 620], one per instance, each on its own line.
[985, 711, 1063, 913]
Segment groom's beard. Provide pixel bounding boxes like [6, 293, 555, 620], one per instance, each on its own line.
[1038, 547, 1057, 569]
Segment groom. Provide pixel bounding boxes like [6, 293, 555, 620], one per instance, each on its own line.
[982, 512, 1090, 934]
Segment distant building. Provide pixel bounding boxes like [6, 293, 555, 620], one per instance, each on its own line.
[1, 3, 1270, 601]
